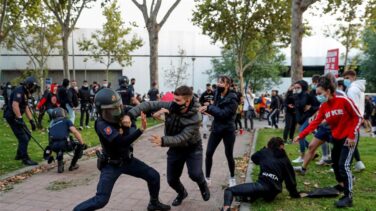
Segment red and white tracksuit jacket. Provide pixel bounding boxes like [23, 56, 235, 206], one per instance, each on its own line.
[299, 94, 362, 140]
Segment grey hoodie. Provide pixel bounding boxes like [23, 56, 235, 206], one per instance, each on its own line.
[347, 79, 366, 116]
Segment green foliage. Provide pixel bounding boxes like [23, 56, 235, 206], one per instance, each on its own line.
[78, 0, 143, 80]
[192, 0, 291, 93]
[360, 22, 376, 92]
[253, 129, 376, 210]
[8, 1, 61, 91]
[208, 45, 286, 92]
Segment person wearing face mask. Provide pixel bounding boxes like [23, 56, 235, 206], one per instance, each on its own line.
[198, 76, 239, 187]
[74, 88, 170, 211]
[78, 80, 91, 130]
[37, 83, 60, 121]
[116, 76, 140, 106]
[128, 85, 210, 207]
[199, 83, 215, 139]
[294, 75, 362, 208]
[283, 85, 297, 144]
[291, 80, 319, 164]
[343, 70, 366, 172]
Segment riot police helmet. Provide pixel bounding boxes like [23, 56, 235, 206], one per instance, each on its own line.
[22, 76, 39, 94]
[118, 76, 129, 87]
[94, 88, 123, 123]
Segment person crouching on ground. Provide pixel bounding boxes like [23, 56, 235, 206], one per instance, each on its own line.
[221, 137, 300, 211]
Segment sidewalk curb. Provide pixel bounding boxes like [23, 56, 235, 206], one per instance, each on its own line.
[239, 129, 259, 211]
[0, 123, 164, 182]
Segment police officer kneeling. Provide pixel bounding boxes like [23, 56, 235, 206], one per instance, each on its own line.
[4, 76, 39, 165]
[74, 88, 170, 211]
[48, 108, 85, 173]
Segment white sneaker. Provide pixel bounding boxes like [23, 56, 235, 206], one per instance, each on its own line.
[293, 166, 306, 175]
[229, 177, 236, 187]
[292, 157, 304, 164]
[205, 177, 211, 186]
[86, 125, 91, 129]
[354, 161, 366, 172]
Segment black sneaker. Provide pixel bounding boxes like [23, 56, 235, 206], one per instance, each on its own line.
[147, 200, 171, 211]
[335, 196, 353, 208]
[22, 159, 38, 166]
[58, 161, 64, 173]
[69, 164, 80, 171]
[172, 190, 188, 206]
[199, 182, 210, 201]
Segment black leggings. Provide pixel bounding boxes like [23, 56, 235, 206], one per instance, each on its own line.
[206, 130, 236, 177]
[235, 114, 242, 130]
[283, 112, 296, 140]
[223, 182, 276, 206]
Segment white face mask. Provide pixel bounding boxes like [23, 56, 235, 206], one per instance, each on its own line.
[102, 84, 108, 88]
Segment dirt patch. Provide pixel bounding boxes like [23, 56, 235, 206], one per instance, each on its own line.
[46, 173, 97, 191]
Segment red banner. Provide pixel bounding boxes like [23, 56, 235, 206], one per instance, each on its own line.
[324, 49, 339, 77]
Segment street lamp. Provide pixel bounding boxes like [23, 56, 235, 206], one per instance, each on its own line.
[84, 58, 88, 80]
[191, 57, 196, 88]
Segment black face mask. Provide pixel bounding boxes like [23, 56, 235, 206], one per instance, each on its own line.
[170, 102, 187, 114]
[217, 86, 225, 93]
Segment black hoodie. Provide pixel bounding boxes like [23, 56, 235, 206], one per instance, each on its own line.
[251, 147, 299, 198]
[293, 80, 318, 124]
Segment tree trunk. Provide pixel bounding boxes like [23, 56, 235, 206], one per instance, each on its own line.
[237, 53, 245, 96]
[62, 32, 70, 80]
[291, 0, 304, 83]
[149, 29, 159, 88]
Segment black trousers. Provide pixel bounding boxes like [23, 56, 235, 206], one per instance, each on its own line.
[331, 136, 358, 198]
[74, 157, 160, 211]
[235, 114, 242, 130]
[51, 141, 82, 167]
[244, 110, 254, 130]
[167, 146, 206, 194]
[283, 112, 296, 141]
[206, 130, 236, 177]
[80, 103, 90, 127]
[267, 109, 279, 128]
[223, 182, 276, 206]
[6, 117, 31, 160]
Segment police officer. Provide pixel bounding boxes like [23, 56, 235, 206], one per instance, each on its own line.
[74, 88, 170, 211]
[4, 77, 39, 165]
[116, 76, 139, 106]
[128, 85, 210, 207]
[48, 108, 85, 173]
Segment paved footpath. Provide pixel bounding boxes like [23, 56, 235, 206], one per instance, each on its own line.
[0, 125, 253, 211]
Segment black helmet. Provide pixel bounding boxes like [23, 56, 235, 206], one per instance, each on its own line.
[51, 107, 67, 120]
[118, 76, 129, 87]
[94, 88, 123, 123]
[23, 76, 39, 94]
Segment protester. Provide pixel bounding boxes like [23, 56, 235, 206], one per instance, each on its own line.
[37, 83, 59, 121]
[199, 83, 215, 139]
[199, 75, 238, 187]
[36, 84, 51, 129]
[78, 80, 91, 130]
[243, 88, 255, 131]
[221, 137, 300, 211]
[258, 94, 267, 121]
[364, 95, 373, 133]
[67, 80, 79, 124]
[148, 81, 160, 101]
[267, 90, 280, 129]
[283, 85, 297, 143]
[235, 97, 244, 134]
[294, 75, 362, 208]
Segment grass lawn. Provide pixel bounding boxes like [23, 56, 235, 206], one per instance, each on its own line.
[0, 111, 161, 176]
[250, 129, 376, 211]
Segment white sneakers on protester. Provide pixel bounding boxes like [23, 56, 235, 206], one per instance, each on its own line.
[354, 161, 366, 172]
[292, 156, 304, 164]
[229, 177, 237, 187]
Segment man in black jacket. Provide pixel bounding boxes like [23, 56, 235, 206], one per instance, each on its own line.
[78, 80, 91, 130]
[267, 90, 280, 129]
[221, 137, 300, 210]
[128, 85, 210, 207]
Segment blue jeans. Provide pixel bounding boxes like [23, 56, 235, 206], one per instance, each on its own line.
[299, 120, 309, 153]
[66, 103, 75, 124]
[73, 157, 160, 211]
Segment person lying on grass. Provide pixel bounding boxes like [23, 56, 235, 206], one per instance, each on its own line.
[221, 137, 300, 211]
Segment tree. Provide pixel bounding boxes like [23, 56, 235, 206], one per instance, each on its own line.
[208, 45, 286, 92]
[44, 0, 97, 80]
[78, 0, 142, 81]
[164, 47, 190, 90]
[10, 2, 61, 93]
[360, 22, 376, 92]
[131, 0, 182, 87]
[0, 0, 39, 45]
[192, 0, 291, 94]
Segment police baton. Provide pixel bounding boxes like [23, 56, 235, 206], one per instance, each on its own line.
[22, 125, 45, 152]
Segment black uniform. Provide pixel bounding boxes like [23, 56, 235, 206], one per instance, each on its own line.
[116, 85, 134, 106]
[148, 87, 159, 101]
[74, 118, 161, 210]
[128, 98, 210, 205]
[4, 86, 34, 162]
[79, 86, 91, 127]
[223, 147, 299, 206]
